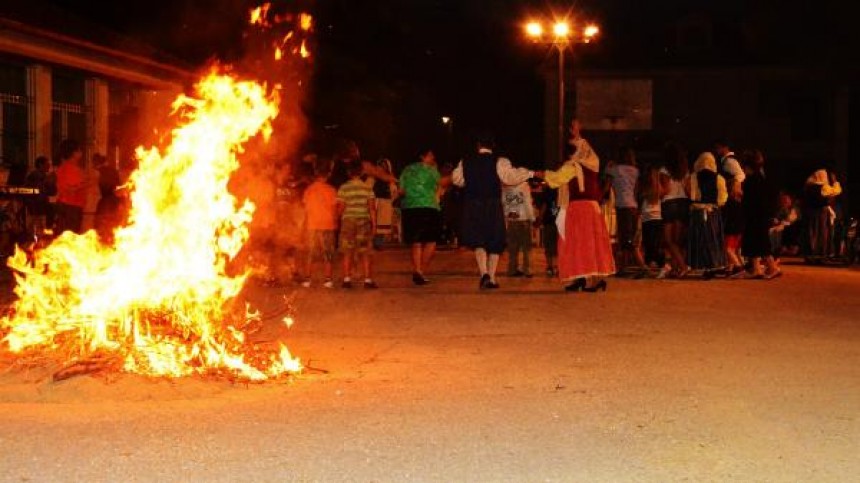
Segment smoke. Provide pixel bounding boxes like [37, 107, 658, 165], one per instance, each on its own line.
[228, 1, 317, 280]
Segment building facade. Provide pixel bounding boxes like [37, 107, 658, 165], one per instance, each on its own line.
[0, 13, 190, 226]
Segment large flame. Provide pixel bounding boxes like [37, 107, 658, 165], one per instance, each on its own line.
[0, 71, 301, 381]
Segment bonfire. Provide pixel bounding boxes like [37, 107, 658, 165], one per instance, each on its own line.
[0, 70, 302, 382]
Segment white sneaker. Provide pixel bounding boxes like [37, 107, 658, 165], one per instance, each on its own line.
[322, 279, 334, 289]
[656, 267, 669, 279]
[301, 280, 311, 288]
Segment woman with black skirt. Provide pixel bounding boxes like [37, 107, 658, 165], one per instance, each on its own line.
[740, 150, 781, 279]
[687, 152, 727, 278]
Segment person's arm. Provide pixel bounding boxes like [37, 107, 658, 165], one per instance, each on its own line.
[543, 163, 577, 189]
[452, 161, 465, 187]
[716, 175, 728, 206]
[361, 161, 396, 184]
[368, 196, 377, 232]
[439, 174, 453, 189]
[496, 157, 534, 186]
[335, 187, 346, 219]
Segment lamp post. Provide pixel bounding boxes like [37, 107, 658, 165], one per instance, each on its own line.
[441, 116, 453, 162]
[525, 18, 599, 167]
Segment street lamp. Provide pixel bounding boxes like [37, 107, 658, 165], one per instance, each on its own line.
[524, 17, 599, 167]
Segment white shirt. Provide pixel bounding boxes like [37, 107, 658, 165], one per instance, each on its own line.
[452, 149, 534, 187]
[659, 167, 688, 200]
[640, 198, 662, 222]
[720, 152, 746, 184]
[502, 182, 535, 221]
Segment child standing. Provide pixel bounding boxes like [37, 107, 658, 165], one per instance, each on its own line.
[337, 162, 378, 289]
[640, 165, 666, 275]
[502, 180, 536, 277]
[535, 184, 559, 277]
[301, 158, 338, 288]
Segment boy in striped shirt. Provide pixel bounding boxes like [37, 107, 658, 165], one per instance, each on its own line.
[336, 162, 378, 288]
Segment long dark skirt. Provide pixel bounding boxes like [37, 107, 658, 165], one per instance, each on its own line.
[743, 215, 772, 257]
[805, 207, 831, 257]
[460, 198, 506, 254]
[687, 207, 726, 270]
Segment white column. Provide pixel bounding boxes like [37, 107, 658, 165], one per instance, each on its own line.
[89, 78, 109, 159]
[81, 78, 110, 232]
[26, 64, 52, 165]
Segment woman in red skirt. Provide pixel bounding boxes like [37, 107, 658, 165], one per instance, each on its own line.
[544, 121, 615, 292]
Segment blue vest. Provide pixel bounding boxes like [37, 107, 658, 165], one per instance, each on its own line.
[462, 152, 501, 200]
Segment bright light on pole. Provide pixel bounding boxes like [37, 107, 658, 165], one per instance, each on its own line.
[553, 22, 570, 39]
[522, 15, 600, 167]
[525, 22, 543, 39]
[583, 24, 599, 42]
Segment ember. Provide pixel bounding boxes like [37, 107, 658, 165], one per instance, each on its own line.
[0, 70, 302, 381]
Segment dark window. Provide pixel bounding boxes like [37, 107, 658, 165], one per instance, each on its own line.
[0, 64, 31, 173]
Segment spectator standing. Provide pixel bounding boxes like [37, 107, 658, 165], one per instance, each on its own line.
[400, 148, 445, 285]
[606, 147, 646, 275]
[54, 139, 88, 235]
[337, 162, 378, 289]
[301, 158, 338, 288]
[659, 144, 691, 277]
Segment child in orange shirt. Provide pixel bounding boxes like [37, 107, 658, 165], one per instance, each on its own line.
[301, 158, 339, 288]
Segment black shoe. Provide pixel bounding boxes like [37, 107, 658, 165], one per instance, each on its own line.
[564, 278, 586, 292]
[364, 280, 379, 289]
[524, 272, 534, 278]
[583, 280, 607, 292]
[341, 280, 353, 289]
[486, 281, 500, 289]
[510, 270, 525, 278]
[412, 272, 429, 286]
[479, 274, 491, 289]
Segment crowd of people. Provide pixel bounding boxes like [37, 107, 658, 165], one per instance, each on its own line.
[268, 120, 854, 292]
[1, 139, 124, 252]
[2, 131, 852, 293]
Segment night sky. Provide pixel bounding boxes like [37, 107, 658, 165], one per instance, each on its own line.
[36, 0, 859, 168]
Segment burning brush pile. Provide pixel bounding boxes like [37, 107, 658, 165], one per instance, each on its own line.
[0, 71, 302, 382]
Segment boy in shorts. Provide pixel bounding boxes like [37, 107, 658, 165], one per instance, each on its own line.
[337, 162, 378, 288]
[301, 158, 338, 288]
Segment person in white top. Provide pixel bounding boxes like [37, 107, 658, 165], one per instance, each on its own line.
[502, 180, 536, 277]
[714, 140, 745, 276]
[452, 133, 542, 289]
[659, 143, 691, 277]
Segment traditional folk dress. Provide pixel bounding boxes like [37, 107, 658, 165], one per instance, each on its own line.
[803, 169, 842, 258]
[544, 138, 615, 282]
[687, 153, 728, 271]
[452, 149, 533, 255]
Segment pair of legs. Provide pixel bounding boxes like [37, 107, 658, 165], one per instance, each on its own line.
[303, 231, 335, 286]
[725, 235, 743, 273]
[543, 224, 558, 276]
[403, 208, 441, 284]
[662, 220, 688, 275]
[615, 208, 647, 273]
[342, 250, 372, 282]
[340, 219, 376, 287]
[506, 220, 532, 276]
[475, 247, 501, 288]
[411, 242, 436, 279]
